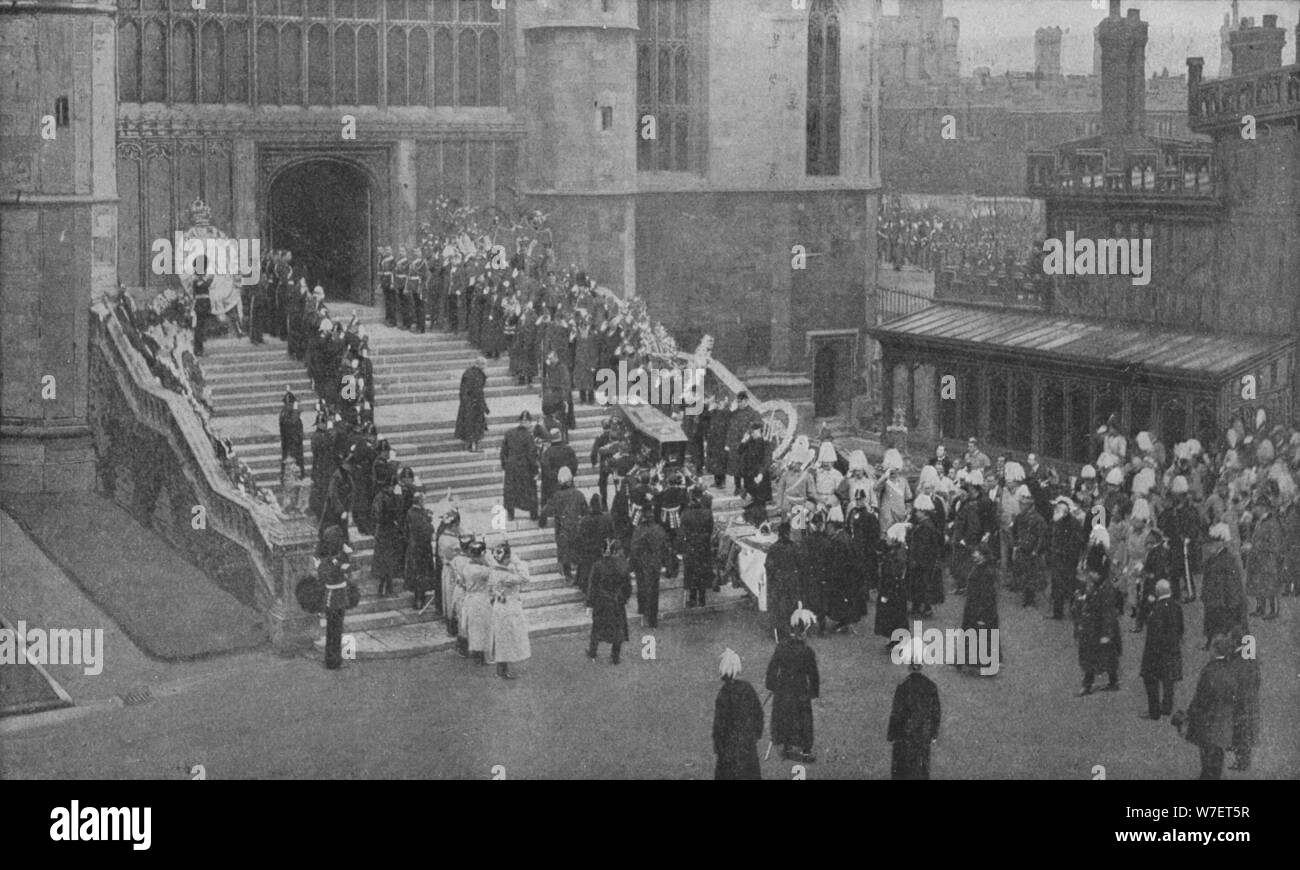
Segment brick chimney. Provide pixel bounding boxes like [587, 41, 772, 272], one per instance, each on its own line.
[1097, 2, 1147, 137]
[1229, 14, 1287, 74]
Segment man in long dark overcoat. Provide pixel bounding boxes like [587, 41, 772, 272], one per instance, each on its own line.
[1139, 579, 1183, 720]
[766, 608, 820, 763]
[887, 662, 941, 779]
[454, 357, 489, 452]
[586, 539, 631, 664]
[713, 649, 764, 780]
[500, 411, 539, 522]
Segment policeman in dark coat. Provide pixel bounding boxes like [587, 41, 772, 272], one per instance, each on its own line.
[586, 538, 631, 664]
[876, 526, 910, 646]
[371, 478, 406, 597]
[405, 492, 436, 611]
[454, 357, 489, 452]
[279, 390, 304, 482]
[1138, 579, 1183, 720]
[949, 483, 987, 595]
[1075, 571, 1122, 695]
[538, 429, 578, 515]
[766, 607, 820, 763]
[846, 489, 882, 593]
[1179, 635, 1239, 779]
[887, 661, 941, 779]
[679, 490, 714, 608]
[713, 648, 764, 780]
[500, 411, 539, 521]
[318, 525, 354, 670]
[629, 500, 672, 629]
[907, 497, 944, 618]
[308, 416, 335, 518]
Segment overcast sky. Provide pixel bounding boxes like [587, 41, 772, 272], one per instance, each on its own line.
[882, 0, 1299, 78]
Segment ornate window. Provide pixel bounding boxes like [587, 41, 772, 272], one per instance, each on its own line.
[806, 0, 841, 176]
[117, 0, 505, 108]
[636, 0, 704, 172]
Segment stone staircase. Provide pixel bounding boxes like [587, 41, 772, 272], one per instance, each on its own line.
[200, 313, 753, 659]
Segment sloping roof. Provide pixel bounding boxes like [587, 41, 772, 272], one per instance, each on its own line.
[872, 304, 1292, 380]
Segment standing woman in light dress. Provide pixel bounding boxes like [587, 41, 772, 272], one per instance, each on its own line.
[488, 541, 532, 680]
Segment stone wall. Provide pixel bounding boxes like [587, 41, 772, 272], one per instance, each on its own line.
[634, 189, 876, 377]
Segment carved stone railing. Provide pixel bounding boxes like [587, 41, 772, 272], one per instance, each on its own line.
[673, 349, 799, 461]
[90, 303, 318, 650]
[1188, 63, 1300, 132]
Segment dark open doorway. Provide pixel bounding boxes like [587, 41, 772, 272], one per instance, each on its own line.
[266, 159, 374, 303]
[814, 343, 839, 418]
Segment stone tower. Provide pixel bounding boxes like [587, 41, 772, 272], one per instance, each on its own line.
[1228, 14, 1288, 76]
[0, 0, 118, 493]
[1035, 26, 1063, 79]
[1096, 0, 1148, 138]
[518, 0, 638, 295]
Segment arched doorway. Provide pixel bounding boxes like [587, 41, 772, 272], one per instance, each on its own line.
[814, 343, 839, 418]
[266, 159, 375, 302]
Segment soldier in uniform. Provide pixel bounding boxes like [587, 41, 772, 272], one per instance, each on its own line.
[378, 246, 396, 327]
[629, 497, 672, 629]
[392, 246, 410, 330]
[405, 491, 436, 611]
[371, 478, 406, 598]
[406, 243, 426, 333]
[1160, 475, 1201, 602]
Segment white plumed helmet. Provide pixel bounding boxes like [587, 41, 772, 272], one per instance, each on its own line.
[913, 494, 935, 512]
[1105, 467, 1124, 486]
[1132, 467, 1155, 495]
[1136, 431, 1153, 452]
[1170, 475, 1189, 495]
[1080, 465, 1097, 480]
[919, 464, 941, 490]
[1003, 461, 1025, 484]
[1089, 526, 1110, 549]
[882, 448, 904, 472]
[886, 522, 910, 544]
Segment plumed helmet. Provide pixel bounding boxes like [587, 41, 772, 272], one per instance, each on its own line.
[966, 469, 985, 488]
[1089, 525, 1110, 549]
[1130, 498, 1151, 522]
[1171, 475, 1189, 495]
[1080, 465, 1097, 480]
[919, 464, 941, 490]
[1132, 467, 1156, 495]
[1003, 461, 1026, 484]
[1208, 522, 1231, 542]
[558, 466, 573, 486]
[817, 442, 837, 465]
[848, 450, 869, 472]
[1226, 426, 1239, 448]
[790, 605, 816, 631]
[1105, 468, 1124, 486]
[719, 648, 743, 679]
[882, 448, 904, 472]
[1136, 431, 1153, 452]
[886, 522, 911, 544]
[1257, 438, 1275, 464]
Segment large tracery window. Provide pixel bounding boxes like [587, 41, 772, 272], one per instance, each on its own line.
[636, 0, 704, 173]
[117, 0, 504, 108]
[806, 0, 841, 176]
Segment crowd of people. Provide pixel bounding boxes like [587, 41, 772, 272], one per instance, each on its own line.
[876, 198, 1042, 276]
[707, 410, 1295, 779]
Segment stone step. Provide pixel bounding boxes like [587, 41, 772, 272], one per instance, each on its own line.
[225, 406, 607, 445]
[208, 375, 518, 401]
